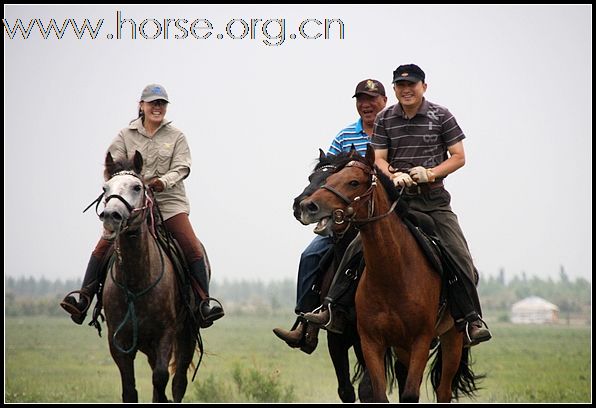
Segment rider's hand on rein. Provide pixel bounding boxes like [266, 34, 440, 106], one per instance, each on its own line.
[392, 172, 417, 187]
[409, 166, 436, 184]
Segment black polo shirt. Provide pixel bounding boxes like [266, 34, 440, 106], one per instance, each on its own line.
[371, 98, 465, 171]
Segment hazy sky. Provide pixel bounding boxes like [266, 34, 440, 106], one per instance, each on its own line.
[4, 5, 592, 286]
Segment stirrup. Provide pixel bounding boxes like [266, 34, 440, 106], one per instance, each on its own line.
[323, 304, 345, 334]
[302, 304, 342, 334]
[464, 317, 491, 347]
[60, 290, 91, 324]
[198, 297, 225, 328]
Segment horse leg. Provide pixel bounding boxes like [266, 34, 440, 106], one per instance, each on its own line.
[151, 337, 174, 402]
[352, 339, 373, 403]
[435, 327, 463, 402]
[109, 346, 138, 402]
[360, 336, 389, 402]
[327, 332, 355, 402]
[172, 325, 196, 402]
[395, 358, 408, 402]
[392, 347, 410, 401]
[400, 338, 433, 402]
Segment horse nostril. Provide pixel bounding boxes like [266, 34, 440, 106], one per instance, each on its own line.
[301, 200, 319, 214]
[101, 210, 123, 222]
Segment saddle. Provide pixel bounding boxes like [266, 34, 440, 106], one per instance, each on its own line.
[404, 210, 443, 275]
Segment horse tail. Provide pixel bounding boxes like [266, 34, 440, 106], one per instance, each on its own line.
[428, 345, 485, 401]
[350, 347, 397, 394]
[167, 342, 178, 376]
[352, 357, 365, 384]
[384, 348, 397, 393]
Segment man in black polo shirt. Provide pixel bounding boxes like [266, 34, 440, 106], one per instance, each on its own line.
[373, 63, 491, 346]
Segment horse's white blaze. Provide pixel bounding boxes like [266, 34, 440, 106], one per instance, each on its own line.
[102, 174, 144, 236]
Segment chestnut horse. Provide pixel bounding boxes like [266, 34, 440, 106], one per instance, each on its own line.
[100, 151, 197, 402]
[298, 145, 481, 402]
[292, 149, 372, 402]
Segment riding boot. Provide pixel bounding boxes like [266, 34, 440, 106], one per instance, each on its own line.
[272, 317, 319, 354]
[447, 270, 492, 346]
[189, 258, 225, 328]
[273, 320, 305, 347]
[60, 255, 102, 325]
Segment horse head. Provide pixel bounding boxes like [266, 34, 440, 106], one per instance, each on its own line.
[299, 145, 377, 237]
[293, 147, 360, 225]
[100, 151, 151, 240]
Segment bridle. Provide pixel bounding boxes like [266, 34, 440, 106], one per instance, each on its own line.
[320, 160, 401, 228]
[84, 170, 156, 238]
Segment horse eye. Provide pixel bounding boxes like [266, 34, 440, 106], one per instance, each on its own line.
[133, 185, 142, 192]
[349, 180, 359, 187]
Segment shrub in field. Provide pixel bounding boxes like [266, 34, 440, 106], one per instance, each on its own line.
[232, 363, 296, 402]
[191, 374, 234, 403]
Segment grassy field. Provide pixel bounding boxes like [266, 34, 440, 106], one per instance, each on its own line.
[5, 314, 591, 403]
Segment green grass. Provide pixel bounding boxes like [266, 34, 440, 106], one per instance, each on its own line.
[5, 315, 591, 403]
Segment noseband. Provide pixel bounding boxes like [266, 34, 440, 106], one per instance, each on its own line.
[84, 170, 155, 236]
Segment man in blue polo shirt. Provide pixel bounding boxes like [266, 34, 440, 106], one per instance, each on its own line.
[273, 79, 387, 348]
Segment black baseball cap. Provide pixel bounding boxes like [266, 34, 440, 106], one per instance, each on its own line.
[392, 64, 426, 84]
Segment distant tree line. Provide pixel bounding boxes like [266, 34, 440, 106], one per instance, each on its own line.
[5, 267, 591, 319]
[477, 266, 590, 322]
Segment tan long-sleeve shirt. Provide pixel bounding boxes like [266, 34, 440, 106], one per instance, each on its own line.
[108, 117, 191, 220]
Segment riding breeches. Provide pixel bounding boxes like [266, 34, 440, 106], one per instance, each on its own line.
[162, 213, 205, 265]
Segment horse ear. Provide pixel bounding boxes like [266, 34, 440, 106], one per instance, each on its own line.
[104, 152, 115, 180]
[133, 151, 143, 174]
[348, 144, 358, 158]
[318, 148, 326, 160]
[365, 144, 376, 167]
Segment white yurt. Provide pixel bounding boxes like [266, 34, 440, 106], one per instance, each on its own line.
[511, 296, 559, 324]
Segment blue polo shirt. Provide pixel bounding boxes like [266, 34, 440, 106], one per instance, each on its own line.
[328, 118, 370, 155]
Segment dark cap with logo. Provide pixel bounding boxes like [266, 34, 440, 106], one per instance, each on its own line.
[392, 64, 426, 84]
[140, 84, 169, 103]
[352, 79, 386, 98]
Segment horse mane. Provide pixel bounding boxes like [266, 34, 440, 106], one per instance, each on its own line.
[373, 169, 410, 219]
[313, 149, 356, 171]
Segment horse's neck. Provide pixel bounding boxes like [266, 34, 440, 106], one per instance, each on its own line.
[115, 223, 159, 287]
[359, 187, 412, 285]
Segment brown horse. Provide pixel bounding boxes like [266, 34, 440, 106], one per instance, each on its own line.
[298, 145, 481, 402]
[100, 151, 197, 402]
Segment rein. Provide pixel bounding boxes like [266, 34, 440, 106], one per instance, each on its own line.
[110, 231, 166, 354]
